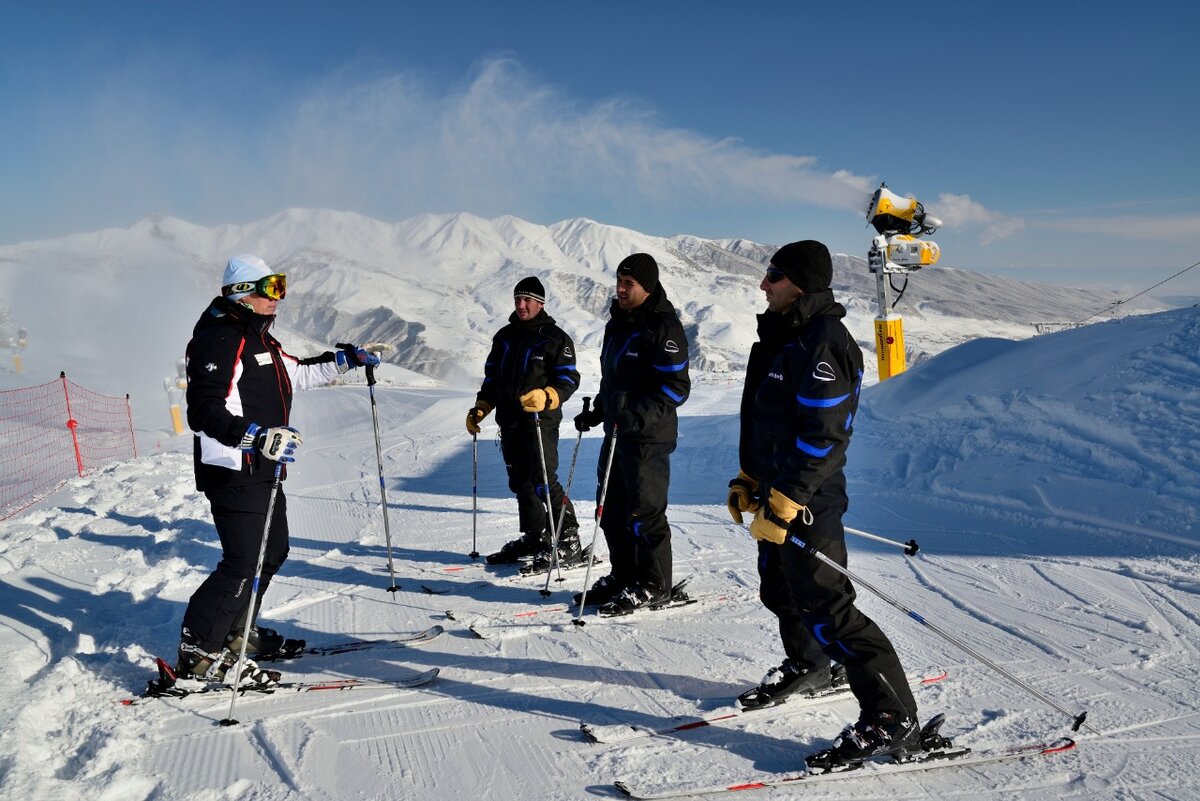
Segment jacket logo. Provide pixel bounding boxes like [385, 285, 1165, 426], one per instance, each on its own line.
[813, 362, 837, 382]
[664, 340, 679, 354]
[768, 371, 784, 381]
[533, 355, 544, 361]
[625, 351, 639, 358]
[563, 346, 574, 357]
[205, 363, 218, 372]
[255, 352, 273, 367]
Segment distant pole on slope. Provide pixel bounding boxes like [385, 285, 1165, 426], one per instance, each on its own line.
[865, 184, 943, 381]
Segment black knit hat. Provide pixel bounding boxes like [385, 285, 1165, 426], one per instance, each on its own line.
[616, 253, 659, 294]
[769, 240, 833, 293]
[513, 276, 546, 303]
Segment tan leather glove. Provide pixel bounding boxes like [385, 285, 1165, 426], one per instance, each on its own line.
[749, 489, 810, 544]
[519, 387, 560, 413]
[465, 401, 492, 434]
[726, 471, 761, 524]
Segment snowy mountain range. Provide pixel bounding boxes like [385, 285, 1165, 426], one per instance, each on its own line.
[0, 209, 1159, 437]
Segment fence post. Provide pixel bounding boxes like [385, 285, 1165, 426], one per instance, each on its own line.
[125, 393, 139, 459]
[60, 372, 85, 477]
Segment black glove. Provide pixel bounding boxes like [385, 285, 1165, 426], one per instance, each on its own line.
[573, 406, 604, 432]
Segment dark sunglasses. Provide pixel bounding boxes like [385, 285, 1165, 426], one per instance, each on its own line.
[223, 273, 287, 300]
[764, 267, 787, 284]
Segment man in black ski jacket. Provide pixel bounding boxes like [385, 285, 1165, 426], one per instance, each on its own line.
[725, 240, 920, 767]
[467, 277, 582, 570]
[574, 253, 690, 614]
[178, 254, 379, 687]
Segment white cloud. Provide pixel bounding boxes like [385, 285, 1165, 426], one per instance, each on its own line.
[273, 59, 877, 219]
[934, 192, 1026, 244]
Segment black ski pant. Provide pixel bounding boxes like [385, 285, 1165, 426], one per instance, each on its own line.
[499, 422, 578, 545]
[598, 437, 675, 593]
[756, 484, 917, 721]
[180, 481, 289, 653]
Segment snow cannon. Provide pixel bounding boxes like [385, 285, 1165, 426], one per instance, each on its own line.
[865, 183, 943, 381]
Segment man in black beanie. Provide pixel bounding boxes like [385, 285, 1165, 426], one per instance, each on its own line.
[725, 240, 920, 767]
[573, 253, 691, 614]
[468, 276, 583, 572]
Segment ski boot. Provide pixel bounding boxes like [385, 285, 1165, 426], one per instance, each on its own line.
[805, 710, 920, 773]
[176, 641, 282, 687]
[485, 535, 543, 565]
[226, 624, 293, 658]
[738, 661, 845, 710]
[573, 573, 627, 608]
[520, 531, 588, 575]
[597, 580, 689, 617]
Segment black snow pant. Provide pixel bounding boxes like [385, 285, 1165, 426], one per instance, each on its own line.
[180, 481, 289, 653]
[499, 422, 578, 545]
[756, 479, 917, 720]
[598, 436, 675, 593]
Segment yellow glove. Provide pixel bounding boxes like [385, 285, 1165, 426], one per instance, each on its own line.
[519, 387, 560, 413]
[749, 489, 810, 545]
[465, 401, 492, 434]
[726, 471, 761, 524]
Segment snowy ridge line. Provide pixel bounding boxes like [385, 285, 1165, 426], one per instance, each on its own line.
[580, 668, 949, 744]
[613, 736, 1078, 799]
[121, 667, 441, 706]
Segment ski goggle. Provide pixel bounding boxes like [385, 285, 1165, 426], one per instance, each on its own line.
[764, 267, 788, 284]
[223, 273, 287, 300]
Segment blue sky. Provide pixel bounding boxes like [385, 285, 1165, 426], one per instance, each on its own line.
[2, 2, 1197, 297]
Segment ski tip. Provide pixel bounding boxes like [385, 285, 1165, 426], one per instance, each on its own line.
[921, 668, 949, 684]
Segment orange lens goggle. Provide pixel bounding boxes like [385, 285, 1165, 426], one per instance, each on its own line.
[223, 273, 287, 300]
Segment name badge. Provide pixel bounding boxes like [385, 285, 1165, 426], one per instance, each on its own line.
[255, 352, 273, 367]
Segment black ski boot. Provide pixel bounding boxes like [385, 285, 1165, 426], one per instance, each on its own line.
[597, 580, 689, 617]
[738, 661, 843, 710]
[226, 625, 291, 658]
[573, 573, 627, 607]
[485, 535, 543, 565]
[805, 710, 921, 773]
[520, 531, 587, 575]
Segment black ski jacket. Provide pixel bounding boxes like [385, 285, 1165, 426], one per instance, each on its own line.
[738, 290, 864, 506]
[476, 309, 580, 430]
[186, 296, 341, 492]
[596, 285, 691, 444]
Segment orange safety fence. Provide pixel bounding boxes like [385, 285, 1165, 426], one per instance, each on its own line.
[0, 372, 137, 520]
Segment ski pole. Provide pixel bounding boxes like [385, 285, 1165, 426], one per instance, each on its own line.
[573, 424, 618, 626]
[542, 397, 587, 596]
[531, 410, 561, 588]
[344, 342, 400, 593]
[220, 462, 283, 727]
[785, 529, 1096, 735]
[470, 431, 480, 559]
[845, 525, 919, 556]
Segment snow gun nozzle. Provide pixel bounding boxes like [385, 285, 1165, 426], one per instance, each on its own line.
[905, 539, 920, 556]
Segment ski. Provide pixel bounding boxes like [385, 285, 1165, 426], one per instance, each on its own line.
[122, 664, 440, 706]
[582, 669, 947, 744]
[467, 585, 737, 638]
[257, 625, 445, 661]
[613, 736, 1077, 798]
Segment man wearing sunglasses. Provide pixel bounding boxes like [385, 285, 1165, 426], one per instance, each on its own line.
[727, 241, 919, 765]
[175, 253, 380, 688]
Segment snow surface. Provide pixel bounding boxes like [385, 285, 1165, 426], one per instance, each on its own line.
[0, 215, 1198, 800]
